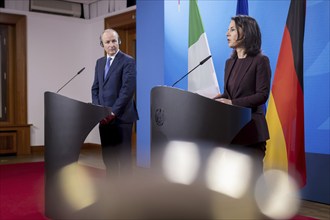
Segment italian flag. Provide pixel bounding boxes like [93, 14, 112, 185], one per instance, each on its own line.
[188, 0, 219, 98]
[264, 0, 306, 187]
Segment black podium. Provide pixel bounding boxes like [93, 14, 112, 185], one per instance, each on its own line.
[44, 92, 111, 218]
[150, 86, 251, 165]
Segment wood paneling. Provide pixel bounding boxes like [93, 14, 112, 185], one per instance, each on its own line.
[0, 13, 30, 155]
[104, 10, 136, 30]
[0, 131, 17, 154]
[0, 125, 30, 154]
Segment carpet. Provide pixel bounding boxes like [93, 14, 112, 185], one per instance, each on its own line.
[0, 162, 47, 220]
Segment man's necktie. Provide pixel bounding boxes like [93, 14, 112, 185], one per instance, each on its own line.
[104, 57, 112, 79]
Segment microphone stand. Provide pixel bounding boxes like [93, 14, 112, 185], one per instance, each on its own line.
[172, 64, 202, 87]
[171, 55, 211, 87]
[56, 67, 85, 93]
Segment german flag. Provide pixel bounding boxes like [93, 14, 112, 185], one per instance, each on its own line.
[264, 0, 307, 187]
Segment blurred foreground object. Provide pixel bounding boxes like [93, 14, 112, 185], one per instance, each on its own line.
[60, 141, 300, 219]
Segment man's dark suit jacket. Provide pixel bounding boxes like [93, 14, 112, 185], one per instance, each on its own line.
[220, 53, 271, 145]
[91, 50, 138, 123]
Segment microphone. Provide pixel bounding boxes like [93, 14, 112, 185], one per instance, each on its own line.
[56, 67, 85, 93]
[171, 55, 212, 87]
[199, 55, 212, 65]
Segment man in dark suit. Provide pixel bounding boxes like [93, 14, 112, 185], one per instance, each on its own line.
[91, 29, 138, 177]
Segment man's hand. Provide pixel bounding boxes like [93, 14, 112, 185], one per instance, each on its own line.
[100, 112, 116, 125]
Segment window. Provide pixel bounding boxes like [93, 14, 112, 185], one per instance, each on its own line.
[0, 25, 8, 121]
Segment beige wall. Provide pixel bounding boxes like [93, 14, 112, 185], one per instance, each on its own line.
[0, 6, 135, 146]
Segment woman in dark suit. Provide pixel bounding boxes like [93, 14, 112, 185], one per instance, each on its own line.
[214, 15, 271, 171]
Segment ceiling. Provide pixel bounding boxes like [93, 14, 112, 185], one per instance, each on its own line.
[59, 0, 100, 4]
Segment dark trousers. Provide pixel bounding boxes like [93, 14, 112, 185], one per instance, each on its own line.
[246, 141, 266, 180]
[99, 121, 133, 177]
[248, 141, 266, 168]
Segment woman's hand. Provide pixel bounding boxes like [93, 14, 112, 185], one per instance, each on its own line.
[216, 98, 232, 105]
[212, 93, 222, 99]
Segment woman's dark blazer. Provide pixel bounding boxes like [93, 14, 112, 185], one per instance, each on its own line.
[91, 50, 139, 123]
[220, 53, 271, 145]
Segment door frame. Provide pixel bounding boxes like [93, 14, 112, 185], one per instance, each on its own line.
[104, 8, 137, 154]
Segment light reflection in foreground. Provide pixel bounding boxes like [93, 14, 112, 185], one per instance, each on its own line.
[255, 169, 300, 219]
[205, 147, 253, 199]
[58, 163, 98, 211]
[52, 141, 301, 219]
[162, 141, 200, 185]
